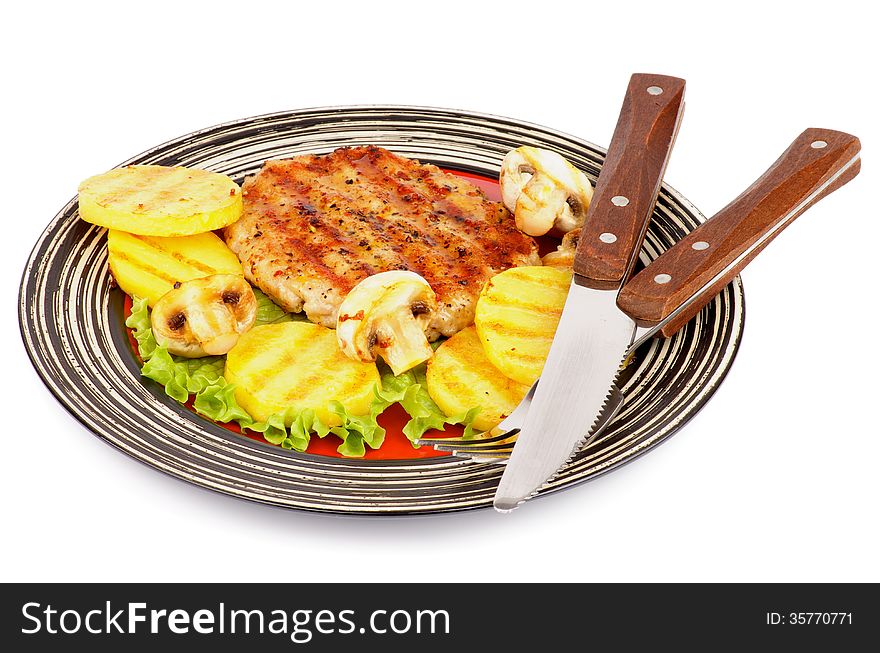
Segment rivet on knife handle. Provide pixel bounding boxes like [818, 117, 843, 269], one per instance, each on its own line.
[574, 73, 686, 287]
[617, 128, 861, 336]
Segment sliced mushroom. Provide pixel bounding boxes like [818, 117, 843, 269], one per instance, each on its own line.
[151, 274, 257, 357]
[500, 146, 594, 237]
[336, 271, 437, 376]
[542, 227, 581, 268]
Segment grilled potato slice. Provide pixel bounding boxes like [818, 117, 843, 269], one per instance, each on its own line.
[78, 165, 242, 236]
[474, 266, 571, 385]
[108, 229, 243, 306]
[426, 326, 530, 431]
[224, 322, 380, 426]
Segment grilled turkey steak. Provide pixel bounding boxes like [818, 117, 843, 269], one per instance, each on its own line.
[225, 146, 540, 339]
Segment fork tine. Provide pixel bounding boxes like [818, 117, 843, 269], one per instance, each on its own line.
[432, 446, 514, 455]
[456, 453, 509, 464]
[434, 447, 515, 457]
[430, 440, 517, 454]
[415, 428, 520, 447]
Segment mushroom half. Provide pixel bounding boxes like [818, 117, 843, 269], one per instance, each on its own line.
[336, 271, 438, 376]
[542, 227, 581, 268]
[150, 274, 257, 357]
[500, 146, 594, 237]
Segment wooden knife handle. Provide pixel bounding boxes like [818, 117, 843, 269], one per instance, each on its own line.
[617, 128, 861, 336]
[574, 73, 686, 287]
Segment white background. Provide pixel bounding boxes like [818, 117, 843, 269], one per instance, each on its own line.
[3, 0, 877, 583]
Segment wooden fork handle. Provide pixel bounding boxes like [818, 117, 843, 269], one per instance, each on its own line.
[617, 128, 861, 336]
[574, 73, 686, 287]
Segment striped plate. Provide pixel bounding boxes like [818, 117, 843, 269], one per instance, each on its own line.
[18, 106, 744, 515]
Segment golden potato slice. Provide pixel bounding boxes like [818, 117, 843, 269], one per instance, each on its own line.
[426, 326, 530, 432]
[475, 266, 572, 385]
[78, 165, 242, 236]
[224, 322, 380, 426]
[108, 229, 243, 306]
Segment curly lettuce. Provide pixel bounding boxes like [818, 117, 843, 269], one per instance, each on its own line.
[253, 287, 306, 325]
[125, 293, 480, 456]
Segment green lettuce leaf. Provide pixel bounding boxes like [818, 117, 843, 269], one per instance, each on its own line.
[240, 407, 345, 453]
[253, 287, 309, 325]
[244, 411, 289, 446]
[125, 296, 158, 360]
[193, 381, 252, 424]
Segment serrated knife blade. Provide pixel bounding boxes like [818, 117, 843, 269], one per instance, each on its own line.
[494, 73, 686, 511]
[494, 283, 636, 510]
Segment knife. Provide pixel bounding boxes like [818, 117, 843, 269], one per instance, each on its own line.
[495, 126, 861, 511]
[494, 72, 686, 511]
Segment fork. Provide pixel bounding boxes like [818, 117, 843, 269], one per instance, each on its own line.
[416, 382, 625, 463]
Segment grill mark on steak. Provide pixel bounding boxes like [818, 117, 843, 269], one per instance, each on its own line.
[348, 151, 488, 292]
